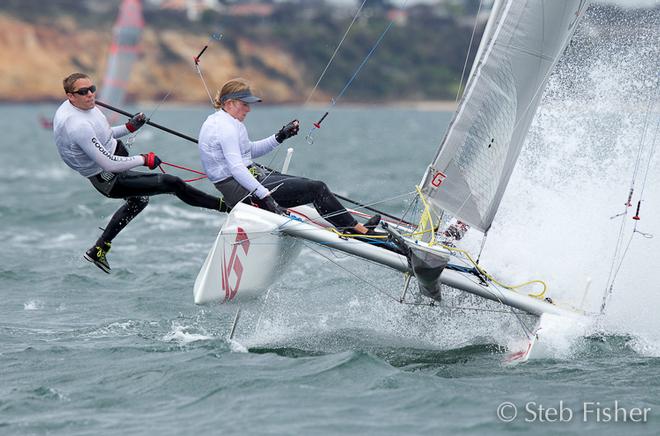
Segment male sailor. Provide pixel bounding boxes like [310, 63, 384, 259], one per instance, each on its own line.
[197, 77, 381, 235]
[53, 72, 228, 274]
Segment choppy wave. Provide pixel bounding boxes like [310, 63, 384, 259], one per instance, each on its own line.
[162, 322, 213, 344]
[2, 8, 659, 433]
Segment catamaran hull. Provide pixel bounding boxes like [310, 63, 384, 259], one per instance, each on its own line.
[193, 204, 590, 363]
[194, 204, 583, 320]
[193, 205, 302, 304]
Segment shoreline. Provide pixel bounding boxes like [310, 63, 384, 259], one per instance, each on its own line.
[3, 99, 459, 111]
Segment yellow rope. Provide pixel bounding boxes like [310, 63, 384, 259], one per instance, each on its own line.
[327, 188, 548, 299]
[412, 189, 548, 299]
[414, 185, 438, 246]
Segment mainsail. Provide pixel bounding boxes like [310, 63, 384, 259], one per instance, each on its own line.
[420, 0, 589, 233]
[98, 0, 144, 121]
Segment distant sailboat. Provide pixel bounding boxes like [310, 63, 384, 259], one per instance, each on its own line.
[39, 115, 53, 129]
[98, 0, 144, 123]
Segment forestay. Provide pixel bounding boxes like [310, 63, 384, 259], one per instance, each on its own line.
[420, 0, 590, 233]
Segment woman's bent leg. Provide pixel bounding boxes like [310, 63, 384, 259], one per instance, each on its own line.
[262, 175, 357, 229]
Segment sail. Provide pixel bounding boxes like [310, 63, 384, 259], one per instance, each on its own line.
[98, 0, 144, 120]
[420, 0, 590, 233]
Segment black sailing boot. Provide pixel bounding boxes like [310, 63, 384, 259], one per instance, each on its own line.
[363, 214, 381, 232]
[84, 241, 112, 274]
[343, 214, 390, 243]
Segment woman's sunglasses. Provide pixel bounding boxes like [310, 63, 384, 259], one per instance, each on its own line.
[71, 85, 97, 96]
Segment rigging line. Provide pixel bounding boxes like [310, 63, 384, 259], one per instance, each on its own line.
[263, 162, 419, 225]
[443, 262, 537, 337]
[302, 241, 402, 303]
[333, 2, 408, 105]
[194, 62, 215, 106]
[604, 77, 660, 293]
[274, 190, 417, 231]
[305, 0, 410, 144]
[304, 232, 534, 321]
[305, 238, 435, 307]
[454, 0, 485, 102]
[301, 239, 523, 322]
[312, 225, 536, 337]
[303, 0, 369, 106]
[193, 33, 224, 106]
[475, 230, 488, 264]
[628, 96, 656, 186]
[604, 202, 631, 291]
[637, 114, 660, 200]
[633, 81, 660, 200]
[393, 193, 424, 231]
[486, 281, 536, 338]
[124, 91, 172, 148]
[602, 224, 637, 313]
[334, 190, 417, 220]
[334, 192, 418, 228]
[399, 194, 421, 231]
[603, 102, 660, 307]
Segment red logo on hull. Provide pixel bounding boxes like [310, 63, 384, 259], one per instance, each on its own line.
[221, 227, 250, 301]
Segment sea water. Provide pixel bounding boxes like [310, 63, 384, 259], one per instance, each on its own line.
[1, 99, 658, 435]
[2, 12, 660, 436]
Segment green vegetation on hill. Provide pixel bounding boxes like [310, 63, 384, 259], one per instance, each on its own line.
[1, 0, 649, 103]
[2, 0, 482, 102]
[198, 2, 480, 101]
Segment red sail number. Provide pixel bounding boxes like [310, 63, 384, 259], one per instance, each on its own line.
[431, 171, 446, 187]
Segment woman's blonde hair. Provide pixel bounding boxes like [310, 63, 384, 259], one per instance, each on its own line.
[213, 78, 251, 109]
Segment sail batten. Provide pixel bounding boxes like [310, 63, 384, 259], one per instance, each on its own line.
[421, 0, 590, 233]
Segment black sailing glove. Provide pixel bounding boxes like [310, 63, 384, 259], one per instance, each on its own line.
[126, 112, 147, 132]
[254, 195, 289, 216]
[275, 119, 300, 143]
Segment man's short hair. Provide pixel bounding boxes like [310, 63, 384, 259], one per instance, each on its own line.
[63, 73, 90, 94]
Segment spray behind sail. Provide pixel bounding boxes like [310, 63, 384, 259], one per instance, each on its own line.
[420, 0, 590, 233]
[99, 0, 144, 122]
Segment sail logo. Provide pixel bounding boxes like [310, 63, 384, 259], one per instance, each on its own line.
[221, 227, 250, 301]
[430, 170, 447, 188]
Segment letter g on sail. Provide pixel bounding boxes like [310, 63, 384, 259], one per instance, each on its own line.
[430, 168, 447, 188]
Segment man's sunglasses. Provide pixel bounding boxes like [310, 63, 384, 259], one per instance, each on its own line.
[71, 85, 97, 96]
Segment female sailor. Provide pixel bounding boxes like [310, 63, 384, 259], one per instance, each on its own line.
[197, 77, 380, 234]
